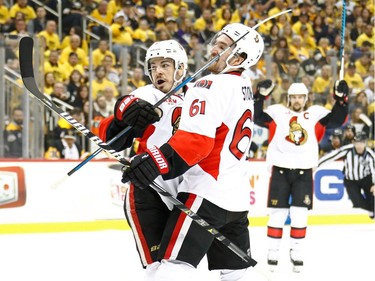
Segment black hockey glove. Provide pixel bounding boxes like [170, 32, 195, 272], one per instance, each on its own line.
[254, 79, 275, 101]
[333, 80, 349, 104]
[114, 95, 161, 129]
[121, 146, 169, 189]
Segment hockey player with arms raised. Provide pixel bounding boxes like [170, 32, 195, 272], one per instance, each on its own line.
[121, 23, 265, 280]
[99, 40, 189, 279]
[253, 80, 349, 272]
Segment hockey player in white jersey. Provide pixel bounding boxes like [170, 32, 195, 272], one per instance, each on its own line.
[99, 40, 189, 279]
[122, 23, 265, 281]
[253, 80, 349, 272]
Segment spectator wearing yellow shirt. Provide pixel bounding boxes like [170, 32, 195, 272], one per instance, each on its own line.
[92, 40, 116, 68]
[101, 54, 121, 86]
[280, 23, 295, 45]
[214, 7, 233, 32]
[111, 11, 134, 63]
[355, 53, 373, 79]
[299, 25, 316, 52]
[268, 0, 287, 17]
[344, 61, 365, 90]
[44, 50, 66, 82]
[356, 23, 374, 51]
[7, 18, 29, 53]
[59, 34, 89, 67]
[91, 65, 119, 99]
[166, 0, 188, 18]
[316, 37, 331, 59]
[231, 1, 248, 24]
[289, 34, 310, 62]
[127, 66, 146, 91]
[60, 26, 89, 55]
[38, 20, 61, 52]
[0, 0, 11, 31]
[155, 0, 167, 19]
[214, 0, 230, 21]
[312, 64, 333, 104]
[9, 0, 36, 23]
[107, 0, 122, 17]
[132, 18, 156, 44]
[44, 72, 56, 95]
[61, 52, 86, 83]
[292, 12, 314, 37]
[90, 0, 113, 38]
[193, 8, 213, 32]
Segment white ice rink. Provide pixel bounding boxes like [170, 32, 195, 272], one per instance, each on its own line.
[1, 223, 374, 281]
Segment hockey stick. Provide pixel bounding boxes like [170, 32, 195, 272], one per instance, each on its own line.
[66, 9, 292, 177]
[19, 36, 131, 187]
[339, 0, 346, 80]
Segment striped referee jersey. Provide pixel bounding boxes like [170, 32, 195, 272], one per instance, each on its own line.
[318, 144, 375, 183]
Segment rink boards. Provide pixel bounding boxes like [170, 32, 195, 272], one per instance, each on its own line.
[0, 159, 373, 234]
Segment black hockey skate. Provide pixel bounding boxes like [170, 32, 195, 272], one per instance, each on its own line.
[290, 249, 303, 273]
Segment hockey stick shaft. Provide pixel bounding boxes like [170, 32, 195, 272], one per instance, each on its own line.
[19, 37, 128, 165]
[339, 0, 346, 80]
[68, 9, 293, 176]
[253, 9, 291, 29]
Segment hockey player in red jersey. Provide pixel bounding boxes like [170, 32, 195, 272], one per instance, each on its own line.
[98, 40, 189, 279]
[122, 23, 265, 281]
[253, 80, 349, 272]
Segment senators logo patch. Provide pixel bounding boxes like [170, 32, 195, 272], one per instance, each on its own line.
[194, 80, 213, 89]
[285, 116, 308, 145]
[171, 107, 182, 135]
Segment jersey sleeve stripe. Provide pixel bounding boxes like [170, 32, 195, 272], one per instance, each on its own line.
[168, 130, 215, 166]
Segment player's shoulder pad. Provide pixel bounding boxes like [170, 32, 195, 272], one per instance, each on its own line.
[308, 105, 330, 115]
[132, 84, 162, 104]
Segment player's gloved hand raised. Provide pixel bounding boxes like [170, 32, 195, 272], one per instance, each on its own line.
[254, 79, 275, 101]
[114, 95, 161, 129]
[121, 146, 169, 189]
[333, 80, 349, 104]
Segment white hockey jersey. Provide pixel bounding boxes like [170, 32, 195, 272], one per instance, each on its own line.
[264, 104, 330, 169]
[168, 72, 254, 212]
[132, 84, 185, 209]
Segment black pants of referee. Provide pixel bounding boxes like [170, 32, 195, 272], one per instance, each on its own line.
[344, 175, 374, 212]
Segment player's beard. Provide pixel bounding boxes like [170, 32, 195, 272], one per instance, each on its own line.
[291, 102, 303, 112]
[207, 55, 225, 74]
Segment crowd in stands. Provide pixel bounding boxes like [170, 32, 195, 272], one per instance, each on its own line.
[1, 0, 374, 159]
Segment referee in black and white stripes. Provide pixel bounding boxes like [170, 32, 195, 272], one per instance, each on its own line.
[319, 131, 375, 219]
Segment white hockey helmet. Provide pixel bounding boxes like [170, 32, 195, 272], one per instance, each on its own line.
[287, 83, 309, 106]
[144, 40, 188, 88]
[212, 23, 264, 73]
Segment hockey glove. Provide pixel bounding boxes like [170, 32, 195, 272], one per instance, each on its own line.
[333, 80, 349, 104]
[254, 79, 275, 101]
[114, 95, 161, 129]
[121, 146, 169, 189]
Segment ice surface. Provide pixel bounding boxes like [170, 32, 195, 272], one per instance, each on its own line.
[1, 224, 374, 281]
